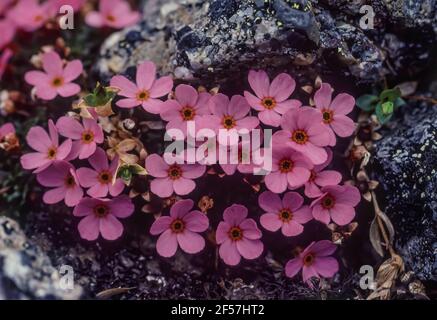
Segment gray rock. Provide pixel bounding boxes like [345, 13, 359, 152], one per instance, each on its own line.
[0, 217, 83, 299]
[372, 104, 437, 281]
[95, 0, 435, 85]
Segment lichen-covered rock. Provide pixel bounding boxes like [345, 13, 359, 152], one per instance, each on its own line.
[95, 0, 435, 86]
[0, 216, 84, 299]
[372, 105, 437, 281]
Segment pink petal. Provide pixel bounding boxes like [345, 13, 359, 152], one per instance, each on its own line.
[99, 214, 123, 240]
[285, 257, 303, 278]
[265, 171, 288, 193]
[315, 170, 342, 187]
[149, 76, 173, 98]
[145, 154, 169, 177]
[335, 185, 361, 206]
[287, 167, 311, 188]
[88, 147, 108, 171]
[260, 213, 282, 232]
[236, 116, 259, 131]
[313, 256, 339, 278]
[223, 204, 248, 226]
[156, 229, 178, 257]
[181, 164, 205, 179]
[275, 99, 301, 114]
[173, 177, 195, 195]
[56, 116, 83, 140]
[174, 84, 198, 107]
[240, 219, 262, 240]
[269, 73, 295, 102]
[330, 93, 355, 115]
[20, 153, 50, 171]
[63, 60, 83, 82]
[26, 126, 52, 152]
[244, 91, 263, 111]
[85, 11, 103, 27]
[65, 185, 83, 207]
[293, 206, 313, 224]
[304, 181, 323, 198]
[78, 142, 97, 159]
[227, 95, 250, 119]
[110, 75, 138, 98]
[248, 70, 269, 98]
[150, 216, 172, 235]
[297, 143, 328, 165]
[87, 183, 109, 198]
[177, 230, 205, 254]
[57, 83, 81, 97]
[312, 204, 330, 224]
[78, 214, 100, 240]
[25, 71, 49, 86]
[116, 98, 140, 108]
[330, 204, 355, 226]
[219, 240, 241, 266]
[184, 211, 209, 232]
[258, 109, 281, 127]
[35, 85, 58, 100]
[36, 161, 70, 187]
[136, 60, 156, 90]
[107, 195, 134, 218]
[302, 265, 319, 283]
[331, 115, 356, 137]
[169, 199, 193, 218]
[150, 178, 174, 198]
[108, 179, 125, 197]
[314, 83, 333, 110]
[42, 51, 63, 76]
[43, 186, 66, 204]
[282, 191, 304, 211]
[236, 238, 263, 260]
[281, 221, 303, 236]
[220, 164, 237, 175]
[216, 221, 231, 244]
[141, 98, 164, 114]
[209, 93, 228, 117]
[258, 191, 282, 212]
[311, 240, 337, 256]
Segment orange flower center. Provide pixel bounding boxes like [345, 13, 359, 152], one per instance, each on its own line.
[322, 194, 336, 209]
[93, 204, 109, 218]
[34, 15, 43, 22]
[137, 90, 150, 101]
[65, 174, 76, 188]
[98, 170, 112, 184]
[322, 109, 334, 124]
[47, 147, 57, 159]
[291, 129, 309, 145]
[303, 252, 315, 266]
[279, 158, 293, 173]
[106, 14, 116, 22]
[51, 77, 64, 87]
[261, 97, 276, 110]
[167, 165, 182, 180]
[180, 106, 196, 121]
[81, 130, 94, 144]
[170, 219, 185, 233]
[222, 115, 236, 129]
[228, 226, 243, 241]
[278, 208, 293, 222]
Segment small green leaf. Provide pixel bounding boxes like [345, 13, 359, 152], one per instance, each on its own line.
[83, 83, 117, 107]
[356, 94, 379, 111]
[375, 102, 393, 124]
[379, 88, 401, 103]
[381, 101, 394, 115]
[393, 97, 406, 109]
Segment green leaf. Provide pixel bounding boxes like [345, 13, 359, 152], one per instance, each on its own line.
[393, 97, 406, 109]
[83, 83, 117, 107]
[379, 88, 401, 102]
[356, 94, 379, 111]
[375, 102, 393, 124]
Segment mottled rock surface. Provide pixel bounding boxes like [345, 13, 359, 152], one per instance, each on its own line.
[373, 105, 437, 282]
[0, 216, 83, 299]
[96, 0, 436, 86]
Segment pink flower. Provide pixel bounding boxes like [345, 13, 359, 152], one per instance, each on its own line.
[272, 107, 331, 165]
[25, 51, 83, 100]
[304, 149, 342, 198]
[264, 146, 313, 193]
[160, 84, 211, 138]
[110, 60, 173, 114]
[0, 0, 14, 15]
[285, 240, 339, 285]
[36, 160, 83, 207]
[0, 122, 15, 140]
[46, 0, 85, 14]
[0, 19, 16, 50]
[219, 142, 262, 176]
[244, 70, 301, 127]
[7, 0, 50, 31]
[20, 120, 72, 173]
[311, 185, 361, 226]
[150, 199, 209, 257]
[259, 191, 312, 237]
[85, 0, 140, 29]
[76, 147, 124, 198]
[200, 94, 259, 142]
[145, 153, 206, 198]
[314, 83, 356, 145]
[0, 48, 13, 80]
[216, 204, 263, 266]
[56, 116, 104, 160]
[73, 196, 134, 241]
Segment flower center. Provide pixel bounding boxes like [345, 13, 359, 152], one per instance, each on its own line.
[34, 15, 43, 22]
[303, 252, 315, 266]
[137, 90, 150, 101]
[321, 194, 336, 209]
[309, 170, 316, 182]
[167, 165, 182, 180]
[47, 147, 57, 159]
[279, 158, 293, 173]
[261, 97, 276, 110]
[322, 109, 334, 124]
[180, 106, 196, 121]
[222, 115, 236, 129]
[106, 14, 116, 22]
[291, 129, 309, 145]
[228, 226, 243, 241]
[65, 174, 76, 188]
[278, 208, 293, 222]
[81, 130, 94, 144]
[51, 77, 64, 87]
[98, 170, 113, 184]
[93, 204, 109, 218]
[170, 219, 185, 233]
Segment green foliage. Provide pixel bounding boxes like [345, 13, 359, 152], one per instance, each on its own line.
[356, 87, 406, 124]
[83, 82, 117, 107]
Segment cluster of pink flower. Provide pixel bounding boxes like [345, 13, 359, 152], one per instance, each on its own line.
[20, 57, 360, 285]
[0, 0, 140, 80]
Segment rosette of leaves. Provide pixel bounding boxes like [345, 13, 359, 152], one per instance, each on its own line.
[356, 88, 406, 124]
